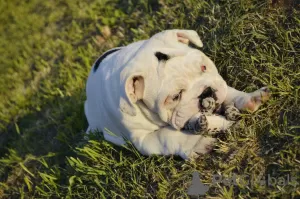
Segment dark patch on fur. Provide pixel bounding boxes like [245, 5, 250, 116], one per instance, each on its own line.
[188, 41, 202, 50]
[93, 48, 121, 72]
[155, 52, 170, 61]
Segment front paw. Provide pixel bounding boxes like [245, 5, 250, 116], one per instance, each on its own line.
[201, 97, 215, 110]
[201, 97, 216, 116]
[225, 103, 241, 121]
[184, 114, 208, 134]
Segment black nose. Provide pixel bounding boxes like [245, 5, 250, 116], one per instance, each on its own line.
[198, 87, 217, 101]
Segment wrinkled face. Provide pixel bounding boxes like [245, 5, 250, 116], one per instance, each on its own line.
[144, 50, 227, 129]
[124, 30, 227, 129]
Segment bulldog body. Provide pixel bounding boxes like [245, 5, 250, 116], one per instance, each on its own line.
[85, 30, 270, 159]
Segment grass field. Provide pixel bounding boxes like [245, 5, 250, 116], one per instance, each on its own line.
[0, 0, 299, 198]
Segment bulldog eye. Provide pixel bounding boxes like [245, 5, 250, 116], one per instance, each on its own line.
[201, 65, 206, 72]
[155, 52, 170, 61]
[172, 90, 183, 101]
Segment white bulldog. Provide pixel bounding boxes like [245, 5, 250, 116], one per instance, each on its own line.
[85, 29, 270, 159]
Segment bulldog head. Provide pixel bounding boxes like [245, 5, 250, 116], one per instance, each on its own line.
[120, 30, 227, 129]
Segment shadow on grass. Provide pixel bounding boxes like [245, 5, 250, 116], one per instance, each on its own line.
[0, 89, 88, 182]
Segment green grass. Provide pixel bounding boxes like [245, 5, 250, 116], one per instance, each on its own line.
[0, 0, 299, 198]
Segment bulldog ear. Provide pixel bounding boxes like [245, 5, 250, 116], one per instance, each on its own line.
[120, 75, 145, 116]
[126, 75, 144, 102]
[176, 30, 203, 48]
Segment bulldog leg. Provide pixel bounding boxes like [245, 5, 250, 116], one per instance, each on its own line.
[224, 86, 271, 112]
[205, 115, 235, 135]
[136, 127, 216, 160]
